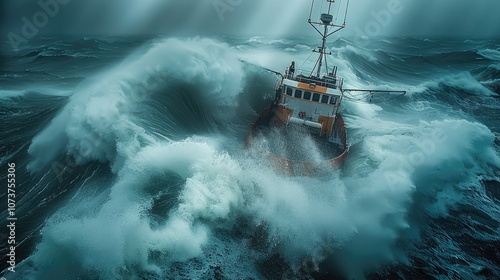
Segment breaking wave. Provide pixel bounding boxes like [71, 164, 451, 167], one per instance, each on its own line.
[2, 36, 499, 279]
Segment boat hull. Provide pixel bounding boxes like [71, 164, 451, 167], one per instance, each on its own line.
[246, 105, 348, 175]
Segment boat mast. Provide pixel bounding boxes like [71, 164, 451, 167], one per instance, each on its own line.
[308, 0, 349, 77]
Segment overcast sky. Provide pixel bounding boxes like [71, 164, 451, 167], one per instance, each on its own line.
[1, 0, 500, 38]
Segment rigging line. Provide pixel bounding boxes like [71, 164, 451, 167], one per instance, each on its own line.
[238, 59, 284, 79]
[335, 0, 342, 21]
[343, 0, 350, 25]
[324, 52, 328, 74]
[310, 55, 321, 77]
[343, 89, 406, 94]
[299, 51, 315, 69]
[310, 35, 326, 73]
[343, 91, 406, 101]
[343, 92, 368, 99]
[309, 0, 315, 20]
[324, 43, 331, 74]
[344, 94, 405, 103]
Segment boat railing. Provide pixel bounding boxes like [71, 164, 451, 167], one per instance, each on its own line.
[285, 68, 343, 90]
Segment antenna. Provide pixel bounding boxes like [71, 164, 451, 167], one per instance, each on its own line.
[308, 0, 349, 77]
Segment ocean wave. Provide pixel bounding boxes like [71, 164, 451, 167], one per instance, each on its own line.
[0, 88, 73, 100]
[27, 37, 245, 171]
[423, 72, 496, 96]
[478, 49, 500, 61]
[4, 36, 500, 279]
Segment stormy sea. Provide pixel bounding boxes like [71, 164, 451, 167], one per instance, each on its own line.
[1, 35, 499, 279]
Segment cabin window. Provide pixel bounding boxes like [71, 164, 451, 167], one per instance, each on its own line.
[303, 91, 312, 100]
[330, 97, 337, 105]
[294, 90, 303, 98]
[321, 95, 330, 104]
[312, 93, 321, 102]
[286, 87, 293, 96]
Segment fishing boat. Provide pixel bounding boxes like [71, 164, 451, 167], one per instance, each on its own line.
[246, 0, 404, 175]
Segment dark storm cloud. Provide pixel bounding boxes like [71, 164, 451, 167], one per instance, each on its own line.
[1, 0, 499, 39]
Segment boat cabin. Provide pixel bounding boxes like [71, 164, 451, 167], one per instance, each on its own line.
[277, 70, 344, 139]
